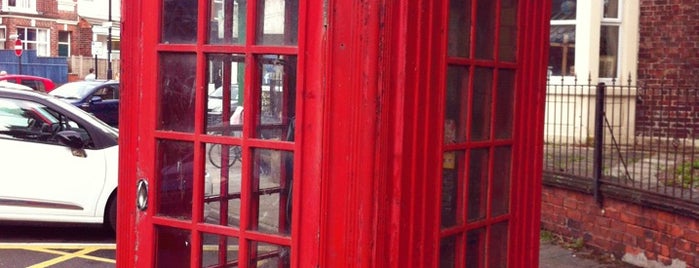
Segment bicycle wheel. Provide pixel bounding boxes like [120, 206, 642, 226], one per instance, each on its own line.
[208, 144, 224, 168]
[208, 144, 239, 168]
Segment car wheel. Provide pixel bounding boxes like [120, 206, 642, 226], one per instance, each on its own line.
[106, 194, 117, 233]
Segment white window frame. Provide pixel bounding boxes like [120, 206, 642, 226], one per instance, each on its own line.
[549, 0, 578, 81]
[2, 0, 37, 14]
[17, 27, 50, 57]
[599, 0, 623, 82]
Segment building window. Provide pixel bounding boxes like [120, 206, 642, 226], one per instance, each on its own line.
[17, 27, 50, 57]
[3, 0, 37, 13]
[600, 0, 621, 79]
[0, 27, 6, 50]
[549, 0, 576, 77]
[58, 31, 71, 57]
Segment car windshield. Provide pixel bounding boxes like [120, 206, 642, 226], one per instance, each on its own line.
[50, 82, 102, 99]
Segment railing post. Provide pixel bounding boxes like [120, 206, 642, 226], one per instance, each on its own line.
[593, 82, 605, 206]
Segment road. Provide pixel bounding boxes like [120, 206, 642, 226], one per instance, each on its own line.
[0, 223, 115, 268]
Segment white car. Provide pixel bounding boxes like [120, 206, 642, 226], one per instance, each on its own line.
[0, 86, 119, 231]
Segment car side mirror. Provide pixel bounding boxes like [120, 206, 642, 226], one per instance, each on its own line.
[90, 96, 103, 103]
[55, 130, 86, 149]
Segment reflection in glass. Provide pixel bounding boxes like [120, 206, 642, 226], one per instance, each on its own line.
[162, 0, 198, 44]
[492, 147, 512, 217]
[467, 148, 488, 222]
[204, 143, 243, 228]
[251, 149, 294, 235]
[599, 26, 619, 78]
[499, 0, 518, 62]
[549, 25, 576, 76]
[603, 0, 618, 18]
[551, 0, 576, 20]
[489, 221, 509, 268]
[158, 53, 197, 132]
[445, 66, 469, 144]
[465, 228, 486, 267]
[471, 68, 493, 141]
[206, 54, 246, 134]
[474, 0, 496, 59]
[257, 55, 297, 140]
[209, 0, 245, 44]
[201, 233, 239, 267]
[156, 226, 191, 267]
[249, 241, 290, 268]
[156, 140, 194, 220]
[442, 151, 464, 228]
[439, 235, 457, 268]
[448, 0, 471, 58]
[256, 0, 299, 46]
[495, 69, 515, 139]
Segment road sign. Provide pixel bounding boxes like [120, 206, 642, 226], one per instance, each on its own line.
[14, 39, 22, 57]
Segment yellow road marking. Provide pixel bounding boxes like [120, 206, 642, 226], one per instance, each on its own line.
[0, 244, 116, 267]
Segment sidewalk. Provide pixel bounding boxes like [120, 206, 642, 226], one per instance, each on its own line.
[540, 241, 638, 268]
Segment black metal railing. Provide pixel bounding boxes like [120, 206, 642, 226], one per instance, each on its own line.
[544, 76, 699, 211]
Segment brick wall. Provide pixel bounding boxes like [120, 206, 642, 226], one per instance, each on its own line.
[541, 186, 699, 267]
[635, 1, 699, 139]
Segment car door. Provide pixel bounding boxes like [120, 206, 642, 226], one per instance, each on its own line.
[86, 84, 119, 127]
[0, 97, 109, 220]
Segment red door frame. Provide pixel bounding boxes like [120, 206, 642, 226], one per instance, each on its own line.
[118, 0, 550, 266]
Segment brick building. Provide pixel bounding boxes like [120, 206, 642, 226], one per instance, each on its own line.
[543, 1, 699, 267]
[0, 0, 93, 57]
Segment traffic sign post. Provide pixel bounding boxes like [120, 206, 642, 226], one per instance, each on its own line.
[14, 39, 22, 74]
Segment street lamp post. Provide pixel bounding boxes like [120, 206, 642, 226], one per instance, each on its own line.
[106, 0, 113, 80]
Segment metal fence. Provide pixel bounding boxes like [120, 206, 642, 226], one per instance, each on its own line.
[544, 77, 699, 206]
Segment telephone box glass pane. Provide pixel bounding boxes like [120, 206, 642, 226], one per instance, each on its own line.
[257, 55, 296, 140]
[442, 151, 464, 228]
[251, 149, 294, 235]
[158, 53, 197, 132]
[155, 226, 191, 266]
[465, 227, 486, 267]
[204, 143, 242, 228]
[249, 241, 290, 267]
[439, 235, 457, 268]
[201, 233, 239, 267]
[474, 0, 496, 60]
[491, 146, 511, 217]
[256, 0, 299, 46]
[467, 148, 488, 222]
[448, 0, 471, 58]
[206, 54, 246, 133]
[156, 140, 194, 220]
[209, 0, 245, 44]
[488, 221, 509, 267]
[162, 0, 198, 44]
[495, 69, 515, 139]
[471, 68, 493, 141]
[499, 0, 518, 62]
[445, 66, 469, 144]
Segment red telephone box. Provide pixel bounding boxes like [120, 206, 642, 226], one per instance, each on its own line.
[118, 0, 550, 267]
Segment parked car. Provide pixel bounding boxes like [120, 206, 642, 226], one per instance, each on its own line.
[207, 84, 239, 126]
[0, 74, 56, 92]
[49, 80, 120, 127]
[0, 85, 119, 231]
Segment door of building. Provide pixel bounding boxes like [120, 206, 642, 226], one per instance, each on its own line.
[117, 0, 319, 266]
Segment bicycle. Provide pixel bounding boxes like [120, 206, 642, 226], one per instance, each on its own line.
[208, 143, 243, 168]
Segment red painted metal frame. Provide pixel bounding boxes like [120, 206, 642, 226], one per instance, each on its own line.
[120, 0, 549, 266]
[118, 0, 320, 267]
